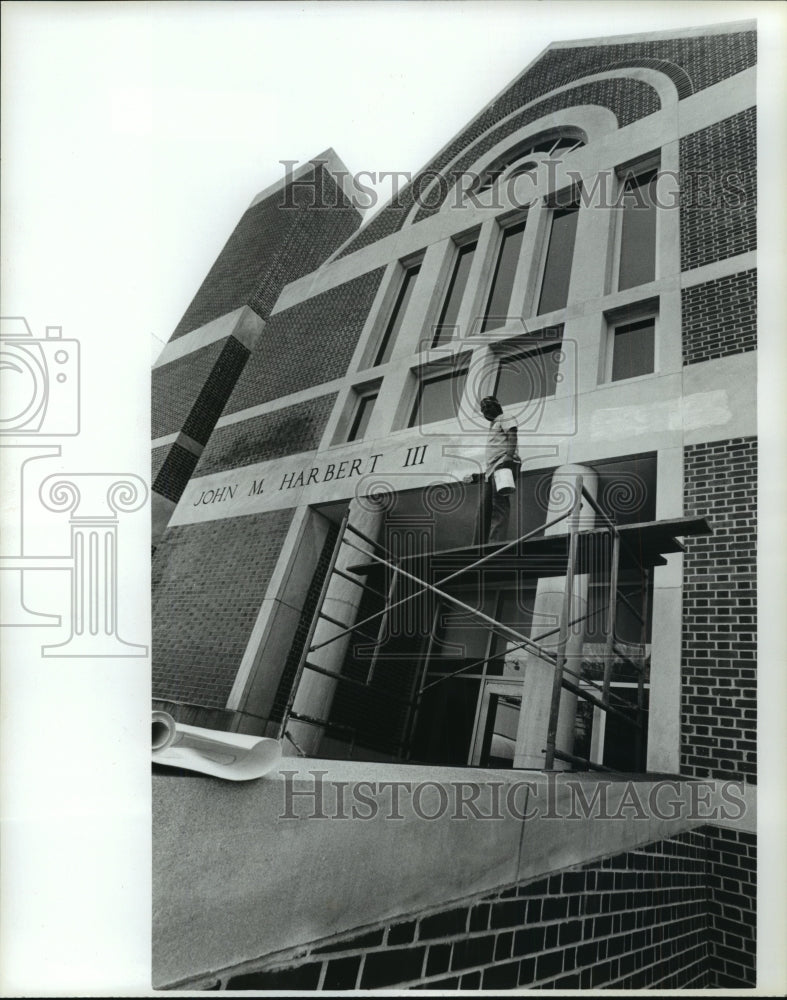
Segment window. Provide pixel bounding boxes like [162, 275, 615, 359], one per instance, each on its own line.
[375, 260, 421, 366]
[432, 237, 477, 347]
[610, 317, 655, 381]
[473, 132, 585, 195]
[494, 340, 562, 406]
[408, 366, 469, 428]
[346, 391, 378, 442]
[537, 205, 578, 315]
[574, 684, 650, 771]
[481, 219, 527, 332]
[617, 168, 658, 291]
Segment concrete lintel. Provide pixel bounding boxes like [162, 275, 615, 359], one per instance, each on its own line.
[150, 432, 204, 459]
[213, 376, 345, 430]
[680, 250, 757, 290]
[153, 306, 265, 369]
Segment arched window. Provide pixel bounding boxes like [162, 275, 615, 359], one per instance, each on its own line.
[473, 130, 585, 196]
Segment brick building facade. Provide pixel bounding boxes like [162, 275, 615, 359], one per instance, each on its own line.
[152, 20, 758, 990]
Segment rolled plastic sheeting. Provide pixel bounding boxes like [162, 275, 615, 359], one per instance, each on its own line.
[151, 711, 282, 781]
[152, 710, 177, 751]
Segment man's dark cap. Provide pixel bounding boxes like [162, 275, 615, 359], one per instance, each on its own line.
[480, 396, 501, 407]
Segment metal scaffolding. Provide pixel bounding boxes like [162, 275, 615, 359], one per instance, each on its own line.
[278, 479, 709, 772]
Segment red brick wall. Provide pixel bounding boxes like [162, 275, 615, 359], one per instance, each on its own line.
[414, 78, 660, 222]
[682, 269, 756, 365]
[152, 443, 169, 484]
[152, 338, 228, 441]
[224, 268, 385, 413]
[193, 826, 755, 991]
[152, 442, 201, 504]
[680, 108, 756, 272]
[704, 826, 756, 985]
[152, 337, 251, 516]
[193, 394, 337, 478]
[338, 31, 756, 258]
[682, 437, 757, 783]
[170, 164, 361, 340]
[152, 508, 294, 708]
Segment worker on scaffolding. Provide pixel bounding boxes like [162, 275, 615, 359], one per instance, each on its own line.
[466, 395, 520, 545]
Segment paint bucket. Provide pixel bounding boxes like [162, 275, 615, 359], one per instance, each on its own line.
[493, 466, 516, 495]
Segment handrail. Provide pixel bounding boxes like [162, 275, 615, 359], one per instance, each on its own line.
[421, 604, 607, 693]
[561, 676, 641, 728]
[581, 483, 650, 580]
[551, 747, 615, 773]
[344, 519, 390, 553]
[544, 477, 584, 769]
[615, 586, 646, 626]
[278, 507, 351, 739]
[288, 471, 657, 773]
[341, 536, 559, 667]
[333, 565, 389, 601]
[310, 507, 577, 655]
[580, 484, 619, 535]
[302, 661, 411, 704]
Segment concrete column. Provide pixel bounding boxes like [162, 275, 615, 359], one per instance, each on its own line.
[455, 219, 498, 337]
[566, 173, 616, 306]
[392, 240, 447, 358]
[646, 444, 684, 773]
[519, 199, 549, 319]
[514, 463, 598, 769]
[287, 496, 385, 756]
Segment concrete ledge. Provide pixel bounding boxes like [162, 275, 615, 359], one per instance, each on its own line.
[152, 306, 264, 369]
[153, 760, 754, 987]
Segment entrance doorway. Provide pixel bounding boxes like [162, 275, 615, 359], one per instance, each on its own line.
[470, 680, 523, 767]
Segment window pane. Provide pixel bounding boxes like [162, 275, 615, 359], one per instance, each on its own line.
[409, 368, 469, 427]
[487, 589, 536, 676]
[618, 171, 657, 291]
[432, 240, 477, 346]
[479, 694, 521, 767]
[495, 343, 562, 405]
[375, 263, 421, 366]
[603, 687, 649, 771]
[611, 319, 655, 381]
[537, 206, 578, 315]
[347, 393, 377, 442]
[482, 220, 526, 332]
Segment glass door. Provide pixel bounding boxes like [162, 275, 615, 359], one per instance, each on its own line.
[470, 681, 523, 767]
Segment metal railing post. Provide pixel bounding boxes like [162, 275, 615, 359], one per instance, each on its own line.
[602, 529, 621, 706]
[365, 563, 400, 685]
[277, 507, 351, 740]
[544, 475, 583, 770]
[635, 570, 650, 770]
[401, 599, 441, 760]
